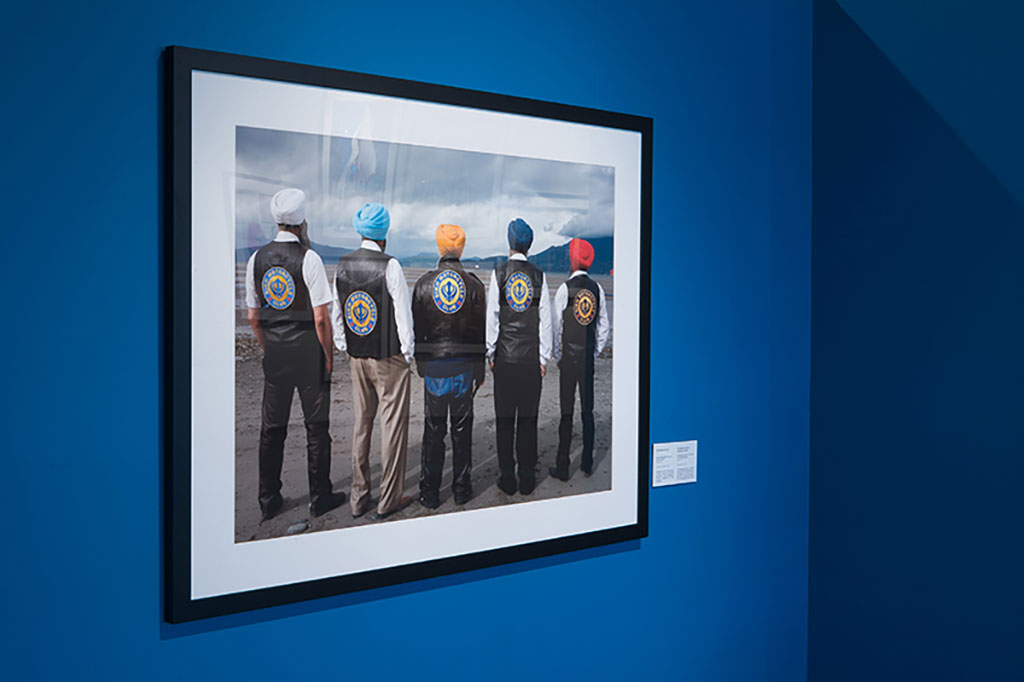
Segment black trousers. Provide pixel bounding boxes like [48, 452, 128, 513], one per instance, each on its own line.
[493, 361, 542, 485]
[420, 385, 474, 503]
[258, 340, 332, 512]
[556, 359, 595, 473]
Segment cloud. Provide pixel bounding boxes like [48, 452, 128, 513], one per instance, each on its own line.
[558, 196, 614, 239]
[235, 126, 615, 257]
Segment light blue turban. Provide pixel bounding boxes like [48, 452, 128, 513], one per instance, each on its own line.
[507, 218, 533, 252]
[353, 203, 390, 240]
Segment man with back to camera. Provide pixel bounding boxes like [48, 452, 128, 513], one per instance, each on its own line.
[411, 224, 487, 509]
[549, 238, 610, 481]
[486, 218, 553, 496]
[332, 202, 415, 521]
[246, 188, 347, 521]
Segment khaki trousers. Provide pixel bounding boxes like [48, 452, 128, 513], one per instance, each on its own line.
[349, 354, 411, 515]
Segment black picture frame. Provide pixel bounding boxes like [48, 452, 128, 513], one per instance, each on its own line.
[164, 45, 652, 624]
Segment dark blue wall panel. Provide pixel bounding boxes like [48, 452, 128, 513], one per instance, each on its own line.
[810, 1, 1024, 679]
[0, 1, 809, 679]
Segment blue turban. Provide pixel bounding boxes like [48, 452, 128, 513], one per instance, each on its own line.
[353, 203, 390, 240]
[507, 218, 533, 252]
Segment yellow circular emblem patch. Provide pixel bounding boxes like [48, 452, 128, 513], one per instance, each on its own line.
[261, 266, 295, 310]
[433, 270, 466, 314]
[505, 271, 533, 313]
[344, 290, 377, 336]
[573, 288, 597, 326]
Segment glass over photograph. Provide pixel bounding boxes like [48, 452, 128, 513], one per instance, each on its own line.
[168, 49, 647, 621]
[234, 126, 615, 542]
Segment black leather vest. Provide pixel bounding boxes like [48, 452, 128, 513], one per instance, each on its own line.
[412, 257, 486, 365]
[253, 240, 315, 346]
[561, 274, 601, 365]
[495, 258, 544, 365]
[334, 248, 403, 359]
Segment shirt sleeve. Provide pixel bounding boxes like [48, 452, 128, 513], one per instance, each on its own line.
[538, 273, 553, 366]
[386, 258, 415, 364]
[302, 250, 333, 308]
[485, 271, 499, 362]
[245, 252, 259, 309]
[553, 282, 568, 362]
[330, 273, 347, 353]
[595, 282, 611, 358]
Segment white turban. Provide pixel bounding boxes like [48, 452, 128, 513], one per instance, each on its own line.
[270, 188, 306, 225]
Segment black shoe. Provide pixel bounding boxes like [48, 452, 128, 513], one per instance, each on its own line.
[310, 491, 347, 518]
[581, 464, 594, 477]
[453, 488, 472, 505]
[497, 478, 518, 495]
[260, 494, 283, 521]
[419, 493, 441, 510]
[518, 477, 536, 495]
[548, 466, 570, 482]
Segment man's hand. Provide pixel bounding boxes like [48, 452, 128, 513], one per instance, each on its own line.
[540, 363, 547, 378]
[247, 308, 266, 350]
[313, 303, 333, 375]
[489, 361, 495, 371]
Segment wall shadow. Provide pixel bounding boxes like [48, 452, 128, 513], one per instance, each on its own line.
[160, 537, 639, 638]
[810, 2, 1024, 680]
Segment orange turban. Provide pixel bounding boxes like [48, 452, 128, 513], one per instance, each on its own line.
[569, 238, 594, 271]
[436, 224, 465, 258]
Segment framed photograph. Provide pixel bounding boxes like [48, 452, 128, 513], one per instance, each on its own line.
[165, 46, 652, 623]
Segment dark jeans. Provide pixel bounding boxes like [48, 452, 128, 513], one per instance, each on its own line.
[258, 340, 332, 512]
[493, 361, 542, 486]
[420, 385, 474, 503]
[556, 359, 595, 473]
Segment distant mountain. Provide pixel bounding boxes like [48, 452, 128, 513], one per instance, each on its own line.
[237, 238, 614, 275]
[396, 237, 614, 274]
[236, 242, 353, 263]
[528, 236, 613, 275]
[310, 243, 355, 263]
[463, 255, 507, 270]
[398, 251, 448, 268]
[395, 252, 508, 270]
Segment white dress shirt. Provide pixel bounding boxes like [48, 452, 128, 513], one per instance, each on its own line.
[485, 252, 553, 366]
[330, 239, 415, 364]
[245, 231, 333, 309]
[552, 270, 611, 362]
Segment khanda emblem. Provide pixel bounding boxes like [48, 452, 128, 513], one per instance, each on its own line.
[573, 288, 597, 326]
[261, 266, 296, 310]
[505, 271, 533, 313]
[433, 269, 466, 314]
[344, 290, 377, 336]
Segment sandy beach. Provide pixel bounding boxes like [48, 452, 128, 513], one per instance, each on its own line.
[234, 351, 612, 541]
[233, 268, 613, 542]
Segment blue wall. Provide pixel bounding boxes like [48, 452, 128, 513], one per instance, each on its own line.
[1, 1, 809, 679]
[810, 1, 1024, 679]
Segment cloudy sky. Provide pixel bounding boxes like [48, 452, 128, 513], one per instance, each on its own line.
[235, 125, 614, 259]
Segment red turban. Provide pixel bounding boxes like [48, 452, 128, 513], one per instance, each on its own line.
[569, 238, 595, 271]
